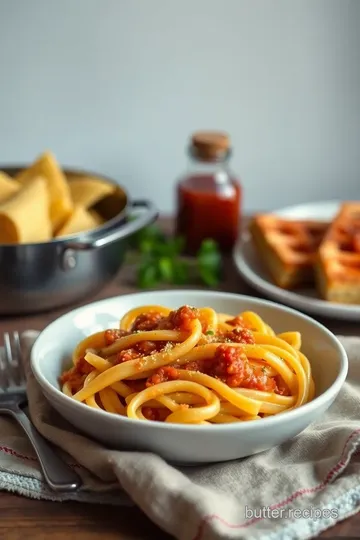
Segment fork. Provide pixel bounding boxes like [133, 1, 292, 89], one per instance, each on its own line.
[0, 331, 82, 492]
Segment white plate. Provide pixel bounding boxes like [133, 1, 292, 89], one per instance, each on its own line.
[31, 290, 347, 464]
[233, 200, 360, 321]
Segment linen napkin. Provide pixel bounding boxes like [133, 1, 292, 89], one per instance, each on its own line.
[0, 331, 359, 540]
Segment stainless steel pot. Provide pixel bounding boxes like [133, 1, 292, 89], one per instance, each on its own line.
[0, 167, 158, 314]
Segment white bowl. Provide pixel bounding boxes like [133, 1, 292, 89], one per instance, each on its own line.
[31, 290, 348, 465]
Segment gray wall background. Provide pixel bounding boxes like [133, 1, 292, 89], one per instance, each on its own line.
[1, 0, 359, 213]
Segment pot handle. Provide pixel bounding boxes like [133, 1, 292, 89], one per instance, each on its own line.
[63, 200, 158, 251]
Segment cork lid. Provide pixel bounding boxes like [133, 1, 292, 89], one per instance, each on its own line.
[190, 131, 230, 161]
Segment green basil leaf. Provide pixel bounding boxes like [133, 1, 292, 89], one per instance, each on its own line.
[138, 239, 156, 254]
[150, 236, 185, 258]
[137, 263, 160, 288]
[171, 236, 185, 255]
[158, 257, 173, 282]
[198, 251, 221, 270]
[152, 243, 173, 257]
[198, 238, 219, 254]
[197, 239, 221, 266]
[197, 238, 221, 287]
[132, 224, 165, 249]
[198, 266, 220, 287]
[171, 259, 190, 285]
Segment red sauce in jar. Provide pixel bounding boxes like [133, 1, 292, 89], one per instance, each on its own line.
[175, 131, 242, 254]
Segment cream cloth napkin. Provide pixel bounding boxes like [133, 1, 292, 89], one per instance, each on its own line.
[0, 331, 360, 540]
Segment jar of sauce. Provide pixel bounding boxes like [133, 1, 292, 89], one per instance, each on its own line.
[175, 131, 242, 254]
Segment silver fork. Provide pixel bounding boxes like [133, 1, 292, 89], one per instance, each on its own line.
[0, 331, 82, 492]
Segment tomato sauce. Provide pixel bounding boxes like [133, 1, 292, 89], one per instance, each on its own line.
[104, 329, 129, 345]
[175, 131, 242, 254]
[146, 366, 179, 387]
[182, 344, 277, 391]
[176, 174, 241, 254]
[60, 356, 94, 392]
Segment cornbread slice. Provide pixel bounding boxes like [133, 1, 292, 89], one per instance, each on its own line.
[16, 151, 73, 232]
[55, 205, 103, 238]
[0, 171, 20, 203]
[67, 174, 116, 209]
[0, 176, 51, 243]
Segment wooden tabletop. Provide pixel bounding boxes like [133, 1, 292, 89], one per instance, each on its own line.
[0, 235, 359, 539]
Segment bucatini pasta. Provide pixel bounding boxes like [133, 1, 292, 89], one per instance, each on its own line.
[60, 304, 315, 424]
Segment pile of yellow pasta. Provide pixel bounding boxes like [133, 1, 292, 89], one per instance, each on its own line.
[62, 305, 316, 425]
[0, 151, 121, 244]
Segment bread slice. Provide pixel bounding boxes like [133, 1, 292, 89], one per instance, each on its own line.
[0, 176, 51, 243]
[55, 205, 103, 238]
[16, 151, 73, 233]
[250, 214, 328, 289]
[316, 202, 360, 303]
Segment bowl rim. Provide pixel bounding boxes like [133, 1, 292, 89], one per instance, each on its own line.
[31, 290, 349, 432]
[0, 165, 129, 248]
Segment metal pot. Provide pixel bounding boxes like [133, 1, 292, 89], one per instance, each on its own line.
[0, 167, 158, 315]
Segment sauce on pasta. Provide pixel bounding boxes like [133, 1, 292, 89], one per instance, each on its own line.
[60, 305, 315, 424]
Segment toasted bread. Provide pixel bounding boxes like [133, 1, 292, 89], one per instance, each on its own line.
[250, 214, 328, 289]
[316, 202, 360, 303]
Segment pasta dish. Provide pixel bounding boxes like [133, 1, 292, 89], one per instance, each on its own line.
[60, 305, 315, 424]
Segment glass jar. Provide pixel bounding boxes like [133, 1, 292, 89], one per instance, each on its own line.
[175, 131, 242, 254]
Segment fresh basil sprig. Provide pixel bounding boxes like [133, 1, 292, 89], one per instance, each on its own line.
[129, 224, 221, 289]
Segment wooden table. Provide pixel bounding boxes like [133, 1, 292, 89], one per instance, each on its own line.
[0, 246, 359, 539]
